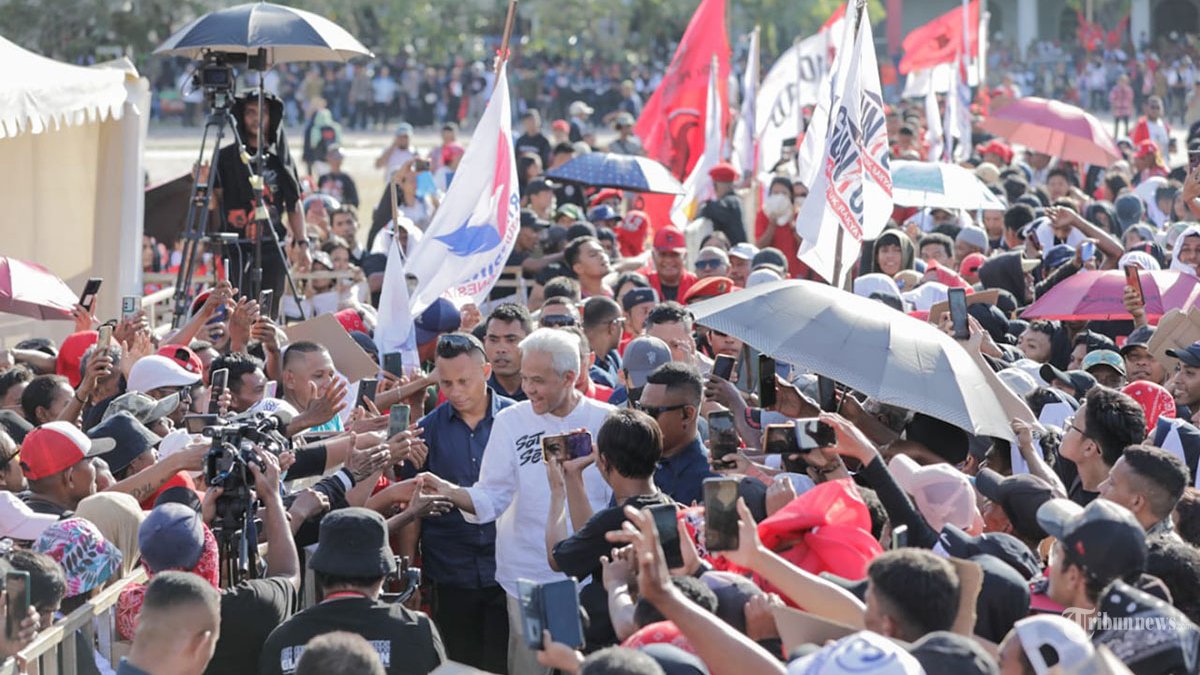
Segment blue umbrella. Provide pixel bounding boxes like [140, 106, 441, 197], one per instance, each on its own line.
[156, 2, 372, 63]
[546, 152, 685, 195]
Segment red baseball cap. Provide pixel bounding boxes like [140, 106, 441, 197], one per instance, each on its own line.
[56, 331, 98, 388]
[653, 227, 687, 253]
[156, 345, 204, 377]
[1135, 140, 1160, 158]
[682, 276, 739, 304]
[551, 119, 570, 133]
[708, 162, 739, 183]
[20, 421, 102, 480]
[590, 188, 624, 207]
[959, 252, 987, 277]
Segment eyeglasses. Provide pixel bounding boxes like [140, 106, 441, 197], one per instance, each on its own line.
[437, 333, 485, 358]
[1064, 415, 1090, 439]
[541, 314, 577, 328]
[694, 259, 725, 270]
[634, 401, 689, 418]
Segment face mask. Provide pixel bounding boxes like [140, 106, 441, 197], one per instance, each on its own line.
[794, 196, 807, 211]
[764, 193, 792, 222]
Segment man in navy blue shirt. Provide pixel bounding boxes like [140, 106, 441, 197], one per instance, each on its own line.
[637, 362, 717, 505]
[417, 332, 515, 673]
[483, 303, 531, 402]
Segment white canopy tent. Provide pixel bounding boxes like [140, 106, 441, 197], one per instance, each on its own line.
[0, 36, 149, 344]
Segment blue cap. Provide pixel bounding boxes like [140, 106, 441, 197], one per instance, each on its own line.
[1115, 194, 1144, 230]
[1043, 244, 1075, 270]
[588, 205, 618, 223]
[139, 502, 205, 573]
[1167, 341, 1200, 368]
[395, 122, 414, 136]
[415, 298, 461, 345]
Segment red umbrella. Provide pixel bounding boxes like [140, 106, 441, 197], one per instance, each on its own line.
[0, 257, 77, 320]
[1021, 269, 1200, 321]
[980, 97, 1121, 165]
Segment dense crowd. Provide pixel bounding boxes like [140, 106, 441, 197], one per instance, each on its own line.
[13, 20, 1200, 675]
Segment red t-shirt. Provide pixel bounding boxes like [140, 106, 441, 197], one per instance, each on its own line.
[648, 271, 697, 304]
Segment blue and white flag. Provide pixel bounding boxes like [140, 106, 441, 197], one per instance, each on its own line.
[404, 62, 521, 316]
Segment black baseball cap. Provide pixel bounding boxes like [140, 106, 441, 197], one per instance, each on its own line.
[1166, 341, 1200, 367]
[526, 178, 555, 194]
[86, 411, 161, 474]
[935, 524, 1042, 581]
[1038, 364, 1097, 400]
[622, 287, 659, 312]
[520, 210, 549, 230]
[974, 469, 1054, 545]
[909, 631, 1000, 675]
[1036, 499, 1146, 582]
[1118, 325, 1155, 356]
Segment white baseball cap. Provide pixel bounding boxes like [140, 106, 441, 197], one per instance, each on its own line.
[1013, 615, 1094, 675]
[729, 243, 759, 261]
[0, 491, 58, 542]
[127, 355, 201, 393]
[786, 631, 923, 674]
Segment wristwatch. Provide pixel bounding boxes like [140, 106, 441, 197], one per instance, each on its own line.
[295, 238, 311, 248]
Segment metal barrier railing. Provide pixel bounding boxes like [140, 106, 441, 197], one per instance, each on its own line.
[0, 568, 148, 675]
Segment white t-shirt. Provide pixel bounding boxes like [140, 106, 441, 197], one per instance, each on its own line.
[463, 396, 615, 597]
[1147, 118, 1170, 158]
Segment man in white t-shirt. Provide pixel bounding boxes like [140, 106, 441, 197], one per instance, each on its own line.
[420, 328, 613, 675]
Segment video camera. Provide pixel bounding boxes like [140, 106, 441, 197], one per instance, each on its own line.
[201, 412, 289, 536]
[192, 50, 268, 107]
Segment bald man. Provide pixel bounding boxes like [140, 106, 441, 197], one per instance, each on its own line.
[117, 571, 221, 675]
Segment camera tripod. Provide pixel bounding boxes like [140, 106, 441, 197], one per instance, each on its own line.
[170, 51, 305, 328]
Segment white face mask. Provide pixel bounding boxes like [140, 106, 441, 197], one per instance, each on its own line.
[764, 193, 792, 222]
[793, 196, 807, 211]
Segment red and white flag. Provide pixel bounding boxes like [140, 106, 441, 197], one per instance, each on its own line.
[898, 0, 979, 74]
[794, 1, 892, 286]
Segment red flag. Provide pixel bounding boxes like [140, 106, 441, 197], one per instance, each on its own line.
[898, 0, 979, 74]
[633, 0, 730, 179]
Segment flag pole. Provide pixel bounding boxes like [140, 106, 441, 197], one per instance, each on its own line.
[748, 24, 761, 231]
[495, 0, 519, 71]
[830, 0, 867, 288]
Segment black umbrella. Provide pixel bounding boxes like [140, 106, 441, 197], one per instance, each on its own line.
[155, 2, 372, 63]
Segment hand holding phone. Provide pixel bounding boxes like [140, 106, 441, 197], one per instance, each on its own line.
[541, 430, 592, 463]
[78, 278, 102, 314]
[6, 570, 29, 640]
[209, 368, 229, 415]
[358, 379, 378, 407]
[707, 411, 739, 468]
[388, 404, 411, 440]
[97, 324, 114, 353]
[947, 287, 970, 340]
[1126, 263, 1144, 305]
[383, 352, 405, 378]
[121, 296, 139, 321]
[649, 504, 685, 569]
[758, 355, 777, 409]
[703, 478, 740, 551]
[712, 354, 736, 381]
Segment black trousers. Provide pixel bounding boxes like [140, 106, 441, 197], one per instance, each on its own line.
[429, 582, 509, 674]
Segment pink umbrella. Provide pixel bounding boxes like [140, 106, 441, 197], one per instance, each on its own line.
[980, 97, 1121, 165]
[0, 257, 78, 320]
[1021, 269, 1200, 321]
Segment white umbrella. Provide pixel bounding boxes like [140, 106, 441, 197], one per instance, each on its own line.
[690, 280, 1015, 440]
[891, 160, 1007, 211]
[156, 2, 372, 64]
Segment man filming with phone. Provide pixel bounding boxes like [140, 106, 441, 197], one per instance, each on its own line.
[214, 92, 309, 309]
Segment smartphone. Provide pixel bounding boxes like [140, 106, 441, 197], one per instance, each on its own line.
[358, 378, 378, 406]
[121, 296, 139, 321]
[78, 277, 102, 313]
[6, 570, 29, 640]
[540, 579, 585, 649]
[184, 414, 219, 434]
[96, 324, 114, 353]
[388, 404, 411, 440]
[948, 287, 969, 340]
[1189, 142, 1200, 171]
[208, 368, 229, 415]
[892, 524, 909, 550]
[650, 504, 684, 569]
[758, 355, 777, 409]
[541, 430, 592, 463]
[703, 478, 740, 552]
[763, 423, 798, 454]
[258, 289, 273, 318]
[383, 352, 404, 378]
[1126, 263, 1144, 304]
[794, 418, 836, 451]
[817, 375, 837, 413]
[707, 411, 739, 468]
[517, 580, 544, 651]
[1080, 240, 1095, 262]
[219, 257, 230, 283]
[712, 354, 736, 381]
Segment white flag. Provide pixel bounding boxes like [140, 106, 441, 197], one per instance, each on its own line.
[758, 14, 845, 178]
[942, 54, 973, 162]
[731, 28, 760, 179]
[924, 85, 944, 161]
[671, 57, 724, 226]
[404, 63, 521, 315]
[794, 1, 893, 287]
[373, 234, 419, 372]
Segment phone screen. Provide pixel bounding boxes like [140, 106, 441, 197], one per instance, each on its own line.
[517, 580, 543, 651]
[209, 368, 229, 415]
[541, 431, 592, 462]
[97, 324, 114, 353]
[763, 423, 796, 454]
[79, 277, 102, 313]
[1080, 240, 1095, 262]
[258, 289, 274, 319]
[817, 376, 837, 413]
[1126, 264, 1143, 304]
[121, 296, 139, 320]
[708, 411, 739, 465]
[758, 355, 777, 409]
[892, 524, 909, 550]
[388, 404, 411, 440]
[794, 419, 836, 451]
[703, 478, 740, 551]
[6, 571, 29, 640]
[713, 355, 735, 381]
[650, 504, 684, 568]
[540, 579, 584, 648]
[358, 379, 378, 406]
[948, 287, 969, 340]
[383, 352, 404, 378]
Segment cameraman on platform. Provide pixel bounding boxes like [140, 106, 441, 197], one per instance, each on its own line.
[214, 91, 310, 312]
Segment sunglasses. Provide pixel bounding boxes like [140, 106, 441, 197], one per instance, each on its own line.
[437, 333, 484, 358]
[541, 314, 577, 327]
[634, 401, 689, 418]
[694, 259, 725, 270]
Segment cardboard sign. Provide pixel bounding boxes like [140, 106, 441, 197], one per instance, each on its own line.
[284, 313, 378, 382]
[1147, 307, 1200, 371]
[949, 557, 984, 636]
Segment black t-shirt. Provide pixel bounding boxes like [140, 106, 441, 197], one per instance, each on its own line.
[259, 596, 445, 675]
[491, 250, 532, 300]
[535, 261, 572, 287]
[515, 133, 551, 168]
[205, 577, 296, 675]
[216, 143, 299, 241]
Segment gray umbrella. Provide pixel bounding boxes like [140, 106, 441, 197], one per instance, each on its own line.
[156, 2, 372, 63]
[690, 280, 1014, 440]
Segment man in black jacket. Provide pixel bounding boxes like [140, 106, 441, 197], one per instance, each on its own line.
[699, 162, 746, 245]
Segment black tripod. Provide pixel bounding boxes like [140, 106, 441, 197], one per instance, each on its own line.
[171, 52, 304, 328]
